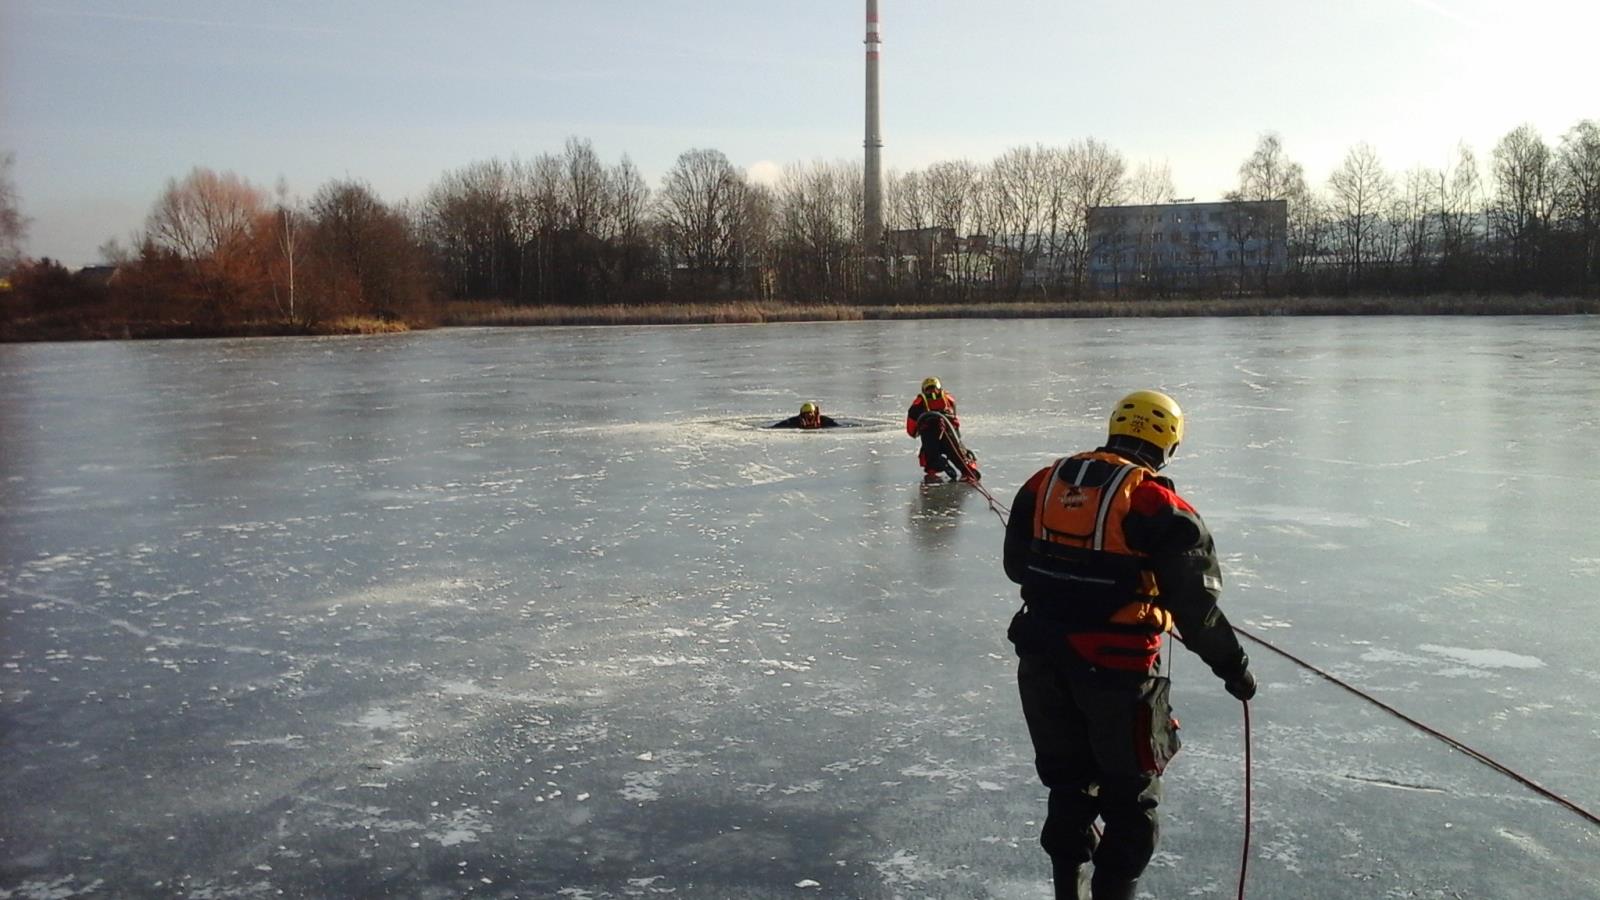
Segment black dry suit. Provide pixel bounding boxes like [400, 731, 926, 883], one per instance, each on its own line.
[1003, 449, 1250, 896]
[916, 411, 978, 481]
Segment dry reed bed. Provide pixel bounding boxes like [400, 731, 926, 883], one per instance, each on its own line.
[440, 295, 1598, 328]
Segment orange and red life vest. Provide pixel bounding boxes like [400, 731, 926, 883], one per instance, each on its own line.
[906, 389, 958, 436]
[1028, 450, 1175, 669]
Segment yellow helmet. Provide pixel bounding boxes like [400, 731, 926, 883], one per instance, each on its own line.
[921, 377, 941, 392]
[800, 401, 818, 416]
[1108, 390, 1184, 459]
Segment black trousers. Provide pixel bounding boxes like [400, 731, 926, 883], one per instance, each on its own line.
[1016, 654, 1174, 881]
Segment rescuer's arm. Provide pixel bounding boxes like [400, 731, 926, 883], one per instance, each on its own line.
[1003, 469, 1047, 585]
[905, 398, 925, 437]
[1124, 480, 1252, 688]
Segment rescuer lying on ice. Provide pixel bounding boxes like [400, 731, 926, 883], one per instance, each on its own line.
[770, 401, 841, 430]
[1003, 390, 1256, 900]
[906, 377, 977, 482]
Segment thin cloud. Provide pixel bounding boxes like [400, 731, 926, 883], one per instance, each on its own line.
[40, 7, 340, 36]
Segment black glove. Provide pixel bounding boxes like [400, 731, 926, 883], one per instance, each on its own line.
[1224, 669, 1257, 702]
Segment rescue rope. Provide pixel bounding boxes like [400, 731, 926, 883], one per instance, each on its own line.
[962, 474, 1259, 894]
[962, 475, 1011, 527]
[1238, 700, 1252, 900]
[1232, 624, 1600, 829]
[1172, 632, 1253, 900]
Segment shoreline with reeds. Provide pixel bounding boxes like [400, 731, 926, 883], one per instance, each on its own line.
[437, 295, 1599, 328]
[3, 295, 1595, 342]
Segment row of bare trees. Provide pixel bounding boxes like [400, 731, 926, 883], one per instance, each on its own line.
[1273, 122, 1600, 295]
[120, 170, 430, 324]
[4, 117, 1598, 331]
[3, 167, 431, 329]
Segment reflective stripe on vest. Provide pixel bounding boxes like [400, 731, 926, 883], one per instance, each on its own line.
[920, 391, 953, 413]
[1033, 452, 1148, 558]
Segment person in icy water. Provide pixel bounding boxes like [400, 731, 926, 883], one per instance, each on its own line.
[1003, 390, 1256, 900]
[769, 401, 840, 429]
[906, 376, 967, 481]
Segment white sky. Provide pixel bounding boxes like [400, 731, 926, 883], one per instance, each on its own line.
[3, 0, 1596, 265]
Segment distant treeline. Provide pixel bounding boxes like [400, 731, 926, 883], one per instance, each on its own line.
[1, 121, 1597, 339]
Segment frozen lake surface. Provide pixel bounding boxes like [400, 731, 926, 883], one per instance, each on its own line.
[2, 317, 1598, 899]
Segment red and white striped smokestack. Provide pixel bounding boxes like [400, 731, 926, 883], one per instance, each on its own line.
[864, 0, 884, 261]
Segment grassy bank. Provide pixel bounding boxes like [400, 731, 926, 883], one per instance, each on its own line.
[5, 295, 1594, 342]
[0, 314, 411, 343]
[440, 294, 1599, 327]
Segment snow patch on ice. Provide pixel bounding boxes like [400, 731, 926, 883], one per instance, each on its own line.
[425, 806, 492, 847]
[1496, 827, 1555, 862]
[619, 771, 661, 802]
[870, 849, 946, 887]
[736, 462, 797, 486]
[0, 876, 106, 899]
[226, 734, 305, 749]
[26, 554, 82, 573]
[347, 707, 411, 730]
[437, 679, 485, 696]
[1417, 644, 1544, 670]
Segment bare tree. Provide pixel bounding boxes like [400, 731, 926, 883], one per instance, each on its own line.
[1438, 143, 1484, 284]
[657, 148, 748, 290]
[605, 155, 651, 243]
[919, 160, 983, 296]
[1063, 138, 1128, 294]
[1128, 160, 1175, 206]
[144, 167, 270, 317]
[1491, 125, 1558, 284]
[776, 160, 867, 301]
[597, 155, 655, 297]
[268, 177, 305, 323]
[1327, 143, 1394, 289]
[1231, 133, 1307, 291]
[561, 137, 608, 237]
[1235, 133, 1307, 203]
[739, 182, 779, 301]
[0, 152, 27, 276]
[988, 145, 1054, 295]
[1396, 166, 1440, 281]
[1556, 121, 1600, 292]
[307, 179, 426, 319]
[1128, 160, 1177, 293]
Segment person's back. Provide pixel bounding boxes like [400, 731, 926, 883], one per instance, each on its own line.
[1003, 390, 1256, 899]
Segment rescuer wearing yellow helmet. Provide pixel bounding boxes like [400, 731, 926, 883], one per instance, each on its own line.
[1003, 390, 1255, 900]
[907, 376, 969, 481]
[770, 401, 839, 430]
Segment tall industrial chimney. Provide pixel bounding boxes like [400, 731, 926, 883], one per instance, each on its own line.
[863, 0, 884, 263]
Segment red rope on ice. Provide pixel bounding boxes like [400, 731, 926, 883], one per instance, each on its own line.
[962, 475, 1010, 527]
[1233, 624, 1600, 829]
[1238, 700, 1252, 900]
